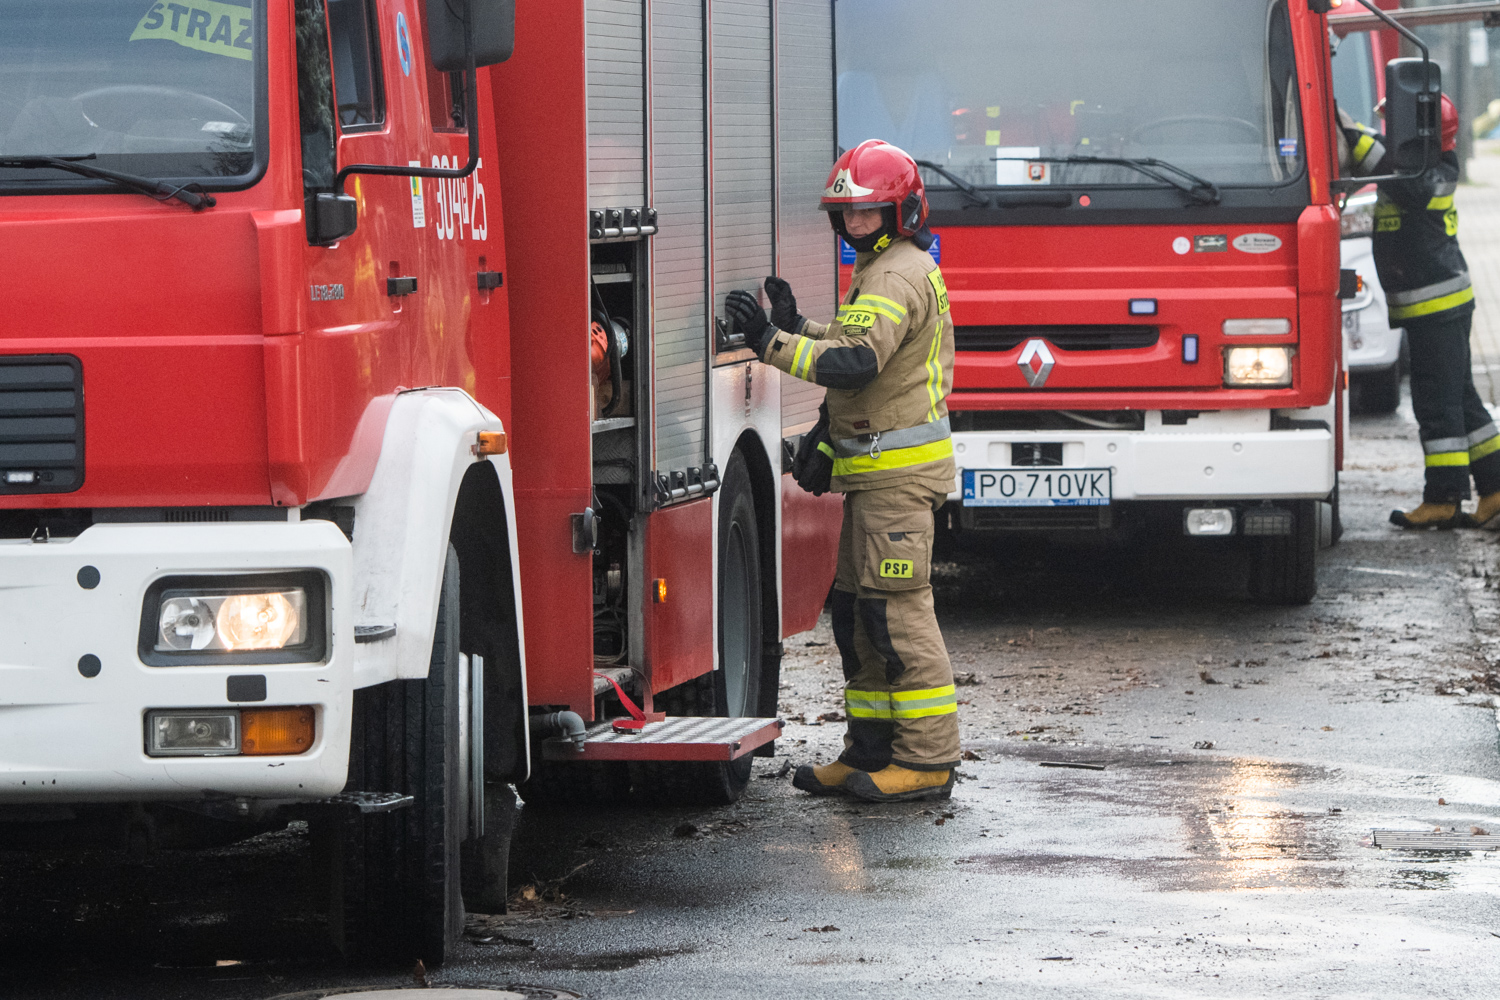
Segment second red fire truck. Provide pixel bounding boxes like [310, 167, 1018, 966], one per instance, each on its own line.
[835, 0, 1382, 604]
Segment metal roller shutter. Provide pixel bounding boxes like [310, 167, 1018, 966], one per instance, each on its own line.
[650, 0, 709, 474]
[775, 0, 835, 433]
[711, 0, 774, 325]
[586, 0, 646, 207]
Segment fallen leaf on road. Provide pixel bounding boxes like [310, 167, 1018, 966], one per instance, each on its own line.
[1321, 726, 1334, 731]
[818, 710, 845, 722]
[935, 818, 946, 826]
[961, 749, 983, 761]
[1192, 741, 1215, 750]
[1473, 826, 1490, 836]
[804, 925, 840, 933]
[1199, 671, 1222, 685]
[1439, 798, 1447, 805]
[954, 671, 984, 686]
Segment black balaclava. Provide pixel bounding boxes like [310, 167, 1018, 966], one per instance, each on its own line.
[831, 206, 935, 254]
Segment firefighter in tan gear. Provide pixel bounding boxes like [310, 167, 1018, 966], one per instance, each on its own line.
[725, 139, 958, 803]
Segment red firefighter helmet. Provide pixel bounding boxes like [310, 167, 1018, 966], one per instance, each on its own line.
[819, 139, 929, 250]
[1441, 93, 1459, 152]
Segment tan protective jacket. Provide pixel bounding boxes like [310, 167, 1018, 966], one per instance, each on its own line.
[761, 239, 955, 493]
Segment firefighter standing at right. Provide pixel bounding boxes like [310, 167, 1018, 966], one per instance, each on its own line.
[1340, 95, 1500, 528]
[724, 140, 960, 803]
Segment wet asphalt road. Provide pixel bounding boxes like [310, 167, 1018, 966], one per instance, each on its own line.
[5, 400, 1500, 999]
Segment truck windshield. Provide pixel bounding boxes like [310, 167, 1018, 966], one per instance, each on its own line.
[835, 0, 1304, 194]
[0, 1, 261, 189]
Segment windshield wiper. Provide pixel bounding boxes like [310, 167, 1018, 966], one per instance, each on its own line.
[914, 159, 990, 207]
[0, 154, 216, 210]
[1001, 155, 1221, 206]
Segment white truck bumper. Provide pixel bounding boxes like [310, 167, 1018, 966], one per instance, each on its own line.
[949, 409, 1335, 503]
[0, 521, 354, 803]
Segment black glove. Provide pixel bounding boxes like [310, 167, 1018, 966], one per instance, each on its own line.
[764, 275, 804, 334]
[792, 403, 834, 496]
[725, 289, 774, 355]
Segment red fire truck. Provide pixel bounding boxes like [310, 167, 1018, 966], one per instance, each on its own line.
[833, 0, 1408, 604]
[0, 0, 839, 963]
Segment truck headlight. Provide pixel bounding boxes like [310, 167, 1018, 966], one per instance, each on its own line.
[158, 588, 305, 652]
[141, 573, 326, 665]
[1224, 347, 1293, 387]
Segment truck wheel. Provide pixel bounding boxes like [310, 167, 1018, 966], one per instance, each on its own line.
[1353, 364, 1401, 415]
[1248, 500, 1318, 605]
[632, 452, 763, 805]
[325, 548, 464, 965]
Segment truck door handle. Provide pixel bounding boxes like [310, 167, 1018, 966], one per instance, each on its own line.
[387, 276, 418, 297]
[477, 270, 503, 290]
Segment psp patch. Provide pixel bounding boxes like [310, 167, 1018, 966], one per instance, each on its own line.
[879, 559, 914, 580]
[926, 268, 950, 313]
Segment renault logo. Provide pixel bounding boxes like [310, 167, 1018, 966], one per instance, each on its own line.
[1017, 339, 1055, 388]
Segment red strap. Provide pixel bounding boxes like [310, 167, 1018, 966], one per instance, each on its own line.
[592, 672, 666, 731]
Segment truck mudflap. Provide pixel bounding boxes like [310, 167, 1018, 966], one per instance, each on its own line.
[540, 717, 783, 763]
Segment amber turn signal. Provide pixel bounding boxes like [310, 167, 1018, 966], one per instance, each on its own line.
[653, 578, 667, 603]
[240, 706, 315, 755]
[475, 431, 508, 456]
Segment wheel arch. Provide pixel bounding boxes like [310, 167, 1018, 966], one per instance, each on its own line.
[730, 429, 783, 721]
[347, 390, 526, 695]
[449, 460, 531, 784]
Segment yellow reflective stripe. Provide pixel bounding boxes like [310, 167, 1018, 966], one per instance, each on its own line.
[924, 316, 944, 422]
[816, 441, 835, 459]
[1428, 195, 1454, 211]
[846, 690, 893, 719]
[891, 685, 958, 718]
[1425, 452, 1469, 468]
[789, 336, 815, 380]
[1352, 134, 1375, 163]
[1389, 286, 1476, 321]
[832, 437, 955, 477]
[1471, 435, 1500, 461]
[854, 294, 907, 322]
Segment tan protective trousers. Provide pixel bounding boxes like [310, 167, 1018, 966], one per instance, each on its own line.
[831, 482, 960, 772]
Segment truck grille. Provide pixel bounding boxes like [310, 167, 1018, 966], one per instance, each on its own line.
[955, 325, 1160, 352]
[0, 356, 84, 495]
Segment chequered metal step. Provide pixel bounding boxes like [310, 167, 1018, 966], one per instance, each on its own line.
[541, 716, 782, 762]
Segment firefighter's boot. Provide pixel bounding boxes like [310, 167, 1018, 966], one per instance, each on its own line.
[844, 764, 954, 803]
[1467, 492, 1500, 529]
[792, 761, 859, 796]
[1390, 502, 1462, 529]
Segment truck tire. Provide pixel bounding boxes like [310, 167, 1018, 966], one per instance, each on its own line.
[632, 452, 763, 805]
[324, 548, 464, 965]
[1353, 363, 1401, 415]
[1248, 500, 1318, 605]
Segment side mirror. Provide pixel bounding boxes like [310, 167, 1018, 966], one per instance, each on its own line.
[425, 0, 515, 73]
[310, 191, 359, 246]
[1384, 57, 1443, 173]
